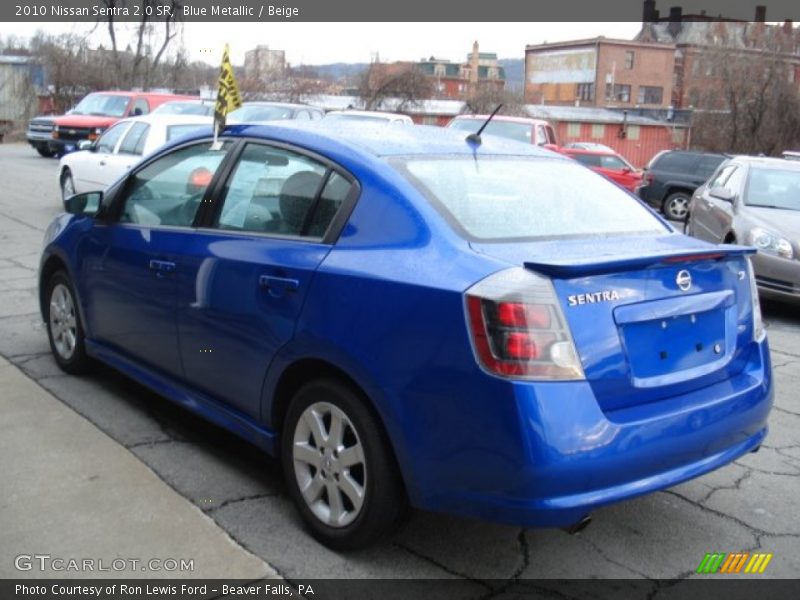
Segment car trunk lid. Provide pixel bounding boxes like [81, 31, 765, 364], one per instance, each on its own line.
[471, 235, 758, 412]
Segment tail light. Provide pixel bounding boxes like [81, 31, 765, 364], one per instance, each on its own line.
[465, 268, 584, 380]
[746, 258, 765, 341]
[645, 172, 655, 185]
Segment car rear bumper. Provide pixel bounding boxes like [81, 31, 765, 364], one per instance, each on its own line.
[752, 251, 800, 304]
[414, 338, 772, 528]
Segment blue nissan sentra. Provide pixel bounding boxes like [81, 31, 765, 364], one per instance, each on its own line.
[40, 122, 773, 549]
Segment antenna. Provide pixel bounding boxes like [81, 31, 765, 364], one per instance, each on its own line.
[466, 104, 503, 145]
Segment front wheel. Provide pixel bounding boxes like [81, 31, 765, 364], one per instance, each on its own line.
[36, 145, 55, 158]
[282, 379, 407, 550]
[45, 270, 92, 374]
[663, 192, 691, 222]
[61, 169, 76, 201]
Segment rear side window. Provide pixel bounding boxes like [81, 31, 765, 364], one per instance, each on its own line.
[119, 122, 149, 155]
[696, 155, 725, 178]
[215, 143, 351, 239]
[396, 156, 665, 241]
[653, 152, 696, 172]
[571, 153, 602, 168]
[95, 122, 129, 153]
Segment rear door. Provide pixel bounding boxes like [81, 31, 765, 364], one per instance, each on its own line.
[174, 141, 357, 418]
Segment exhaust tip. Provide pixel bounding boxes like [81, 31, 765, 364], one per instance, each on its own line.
[562, 514, 592, 535]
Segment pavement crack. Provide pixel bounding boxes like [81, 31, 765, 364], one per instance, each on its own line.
[126, 439, 182, 450]
[696, 467, 753, 504]
[392, 541, 490, 586]
[662, 489, 768, 538]
[208, 492, 281, 513]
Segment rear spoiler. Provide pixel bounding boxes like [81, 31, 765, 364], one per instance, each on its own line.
[524, 245, 755, 277]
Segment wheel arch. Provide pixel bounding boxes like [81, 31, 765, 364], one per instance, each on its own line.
[39, 253, 69, 321]
[267, 356, 411, 499]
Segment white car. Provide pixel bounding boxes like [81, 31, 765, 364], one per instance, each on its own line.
[324, 110, 413, 125]
[58, 114, 212, 199]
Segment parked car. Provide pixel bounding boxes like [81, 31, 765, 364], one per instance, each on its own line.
[41, 122, 772, 550]
[687, 155, 800, 303]
[324, 110, 413, 125]
[151, 99, 215, 116]
[27, 91, 196, 158]
[563, 142, 616, 153]
[782, 150, 800, 161]
[636, 150, 728, 221]
[561, 148, 642, 192]
[227, 102, 325, 123]
[447, 115, 558, 147]
[58, 114, 212, 200]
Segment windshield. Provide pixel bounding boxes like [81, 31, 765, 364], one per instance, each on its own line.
[166, 124, 210, 141]
[70, 94, 131, 117]
[745, 167, 800, 211]
[153, 102, 213, 116]
[395, 156, 666, 241]
[448, 119, 533, 144]
[228, 105, 294, 122]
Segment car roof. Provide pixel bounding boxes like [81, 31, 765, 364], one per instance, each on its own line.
[729, 155, 800, 170]
[451, 115, 549, 126]
[239, 101, 319, 110]
[562, 148, 617, 157]
[117, 114, 213, 126]
[180, 120, 561, 159]
[327, 110, 410, 119]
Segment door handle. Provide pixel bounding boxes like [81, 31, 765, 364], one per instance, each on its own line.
[149, 259, 176, 273]
[99, 161, 106, 166]
[259, 274, 299, 297]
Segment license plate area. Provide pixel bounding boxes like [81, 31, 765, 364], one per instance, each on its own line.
[621, 309, 726, 378]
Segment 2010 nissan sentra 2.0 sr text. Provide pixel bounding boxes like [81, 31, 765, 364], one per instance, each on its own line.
[39, 121, 773, 550]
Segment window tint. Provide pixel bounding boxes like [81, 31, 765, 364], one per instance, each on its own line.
[308, 172, 353, 237]
[697, 155, 726, 178]
[131, 98, 149, 116]
[120, 142, 232, 228]
[571, 153, 602, 168]
[215, 143, 331, 236]
[118, 122, 150, 155]
[600, 155, 626, 170]
[397, 156, 665, 241]
[95, 122, 130, 153]
[166, 124, 209, 141]
[654, 152, 695, 172]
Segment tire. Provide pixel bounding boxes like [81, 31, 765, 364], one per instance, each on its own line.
[282, 379, 407, 550]
[663, 191, 692, 222]
[60, 169, 76, 201]
[36, 145, 55, 158]
[45, 270, 92, 374]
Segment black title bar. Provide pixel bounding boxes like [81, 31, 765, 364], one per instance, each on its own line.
[4, 0, 800, 22]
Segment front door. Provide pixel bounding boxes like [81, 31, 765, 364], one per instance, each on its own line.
[80, 140, 234, 377]
[174, 142, 355, 418]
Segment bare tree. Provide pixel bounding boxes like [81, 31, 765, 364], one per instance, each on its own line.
[98, 0, 183, 89]
[358, 61, 433, 111]
[462, 85, 527, 116]
[690, 30, 800, 155]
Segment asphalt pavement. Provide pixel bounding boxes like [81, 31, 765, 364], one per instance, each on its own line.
[0, 143, 798, 592]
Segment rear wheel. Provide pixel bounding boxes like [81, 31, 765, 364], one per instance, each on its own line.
[45, 270, 92, 374]
[282, 379, 407, 550]
[663, 191, 691, 221]
[60, 169, 75, 201]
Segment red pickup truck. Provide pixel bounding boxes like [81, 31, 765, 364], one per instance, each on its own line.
[27, 90, 195, 157]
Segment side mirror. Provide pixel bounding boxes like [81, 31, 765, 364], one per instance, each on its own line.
[709, 186, 735, 202]
[64, 191, 102, 216]
[78, 140, 95, 151]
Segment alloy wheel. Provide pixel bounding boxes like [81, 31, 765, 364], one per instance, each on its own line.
[292, 401, 366, 528]
[49, 283, 77, 360]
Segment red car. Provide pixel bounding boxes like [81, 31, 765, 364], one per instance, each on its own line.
[561, 148, 642, 192]
[27, 91, 196, 157]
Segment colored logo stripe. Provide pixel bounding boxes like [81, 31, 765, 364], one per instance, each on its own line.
[697, 552, 773, 574]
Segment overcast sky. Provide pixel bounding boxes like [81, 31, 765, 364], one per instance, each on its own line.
[12, 22, 642, 65]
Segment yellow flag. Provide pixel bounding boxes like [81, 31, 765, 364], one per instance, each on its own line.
[214, 44, 242, 136]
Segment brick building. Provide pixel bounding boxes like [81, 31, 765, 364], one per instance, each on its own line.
[525, 38, 675, 108]
[635, 1, 800, 109]
[418, 41, 505, 99]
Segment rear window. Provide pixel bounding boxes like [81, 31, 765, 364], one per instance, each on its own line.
[448, 120, 533, 144]
[166, 124, 209, 141]
[395, 156, 666, 241]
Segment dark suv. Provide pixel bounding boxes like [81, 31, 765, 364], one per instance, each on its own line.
[637, 150, 728, 221]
